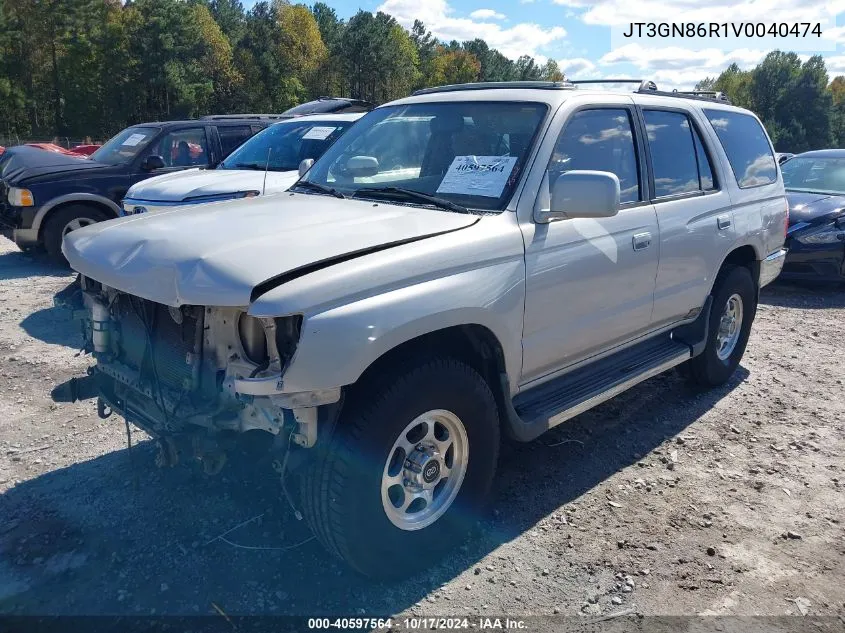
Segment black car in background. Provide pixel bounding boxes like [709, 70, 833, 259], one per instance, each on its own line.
[280, 97, 373, 117]
[780, 149, 845, 282]
[0, 118, 268, 262]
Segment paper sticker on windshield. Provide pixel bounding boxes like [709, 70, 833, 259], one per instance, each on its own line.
[436, 156, 518, 198]
[302, 126, 337, 141]
[122, 133, 147, 147]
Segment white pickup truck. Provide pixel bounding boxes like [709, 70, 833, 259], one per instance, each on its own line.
[121, 113, 363, 216]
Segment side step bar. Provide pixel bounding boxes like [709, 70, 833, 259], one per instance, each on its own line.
[504, 335, 693, 442]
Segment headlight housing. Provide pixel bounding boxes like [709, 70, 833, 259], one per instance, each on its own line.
[182, 190, 260, 204]
[796, 222, 845, 245]
[8, 187, 34, 207]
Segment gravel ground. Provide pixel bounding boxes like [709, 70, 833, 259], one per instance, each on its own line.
[0, 238, 843, 621]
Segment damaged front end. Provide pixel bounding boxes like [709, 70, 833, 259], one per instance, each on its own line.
[53, 276, 339, 470]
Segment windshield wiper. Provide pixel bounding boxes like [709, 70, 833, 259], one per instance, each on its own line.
[352, 187, 469, 214]
[292, 180, 346, 199]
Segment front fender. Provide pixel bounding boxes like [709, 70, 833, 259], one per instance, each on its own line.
[267, 260, 526, 395]
[32, 193, 122, 232]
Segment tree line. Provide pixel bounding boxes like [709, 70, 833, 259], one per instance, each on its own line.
[0, 0, 842, 152]
[0, 0, 563, 140]
[697, 51, 845, 151]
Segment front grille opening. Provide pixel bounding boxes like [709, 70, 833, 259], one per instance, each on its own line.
[114, 297, 203, 392]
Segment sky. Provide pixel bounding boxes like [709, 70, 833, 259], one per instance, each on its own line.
[250, 0, 845, 90]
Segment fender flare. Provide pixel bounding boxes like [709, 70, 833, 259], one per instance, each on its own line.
[709, 240, 761, 295]
[32, 193, 122, 235]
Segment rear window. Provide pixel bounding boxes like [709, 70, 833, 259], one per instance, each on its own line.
[703, 109, 777, 188]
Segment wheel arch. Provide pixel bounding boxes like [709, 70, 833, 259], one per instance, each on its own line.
[358, 324, 508, 392]
[34, 194, 121, 238]
[712, 243, 760, 294]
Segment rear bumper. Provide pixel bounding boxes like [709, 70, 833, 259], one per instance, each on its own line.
[759, 248, 788, 287]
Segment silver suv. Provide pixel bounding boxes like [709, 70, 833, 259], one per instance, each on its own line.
[57, 81, 788, 578]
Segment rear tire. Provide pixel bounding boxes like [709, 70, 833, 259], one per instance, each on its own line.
[43, 204, 109, 264]
[300, 358, 500, 578]
[685, 266, 757, 387]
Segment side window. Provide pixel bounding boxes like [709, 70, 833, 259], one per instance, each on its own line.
[550, 109, 640, 204]
[218, 126, 253, 157]
[643, 110, 716, 197]
[703, 109, 777, 188]
[150, 128, 209, 168]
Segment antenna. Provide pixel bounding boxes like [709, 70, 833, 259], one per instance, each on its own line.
[262, 147, 271, 196]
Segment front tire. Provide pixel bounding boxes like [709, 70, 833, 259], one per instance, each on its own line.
[300, 358, 500, 578]
[43, 204, 109, 264]
[686, 266, 757, 387]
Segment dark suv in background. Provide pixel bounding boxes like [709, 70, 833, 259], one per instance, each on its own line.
[0, 118, 268, 262]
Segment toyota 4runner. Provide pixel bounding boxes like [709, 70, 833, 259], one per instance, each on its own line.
[55, 80, 788, 578]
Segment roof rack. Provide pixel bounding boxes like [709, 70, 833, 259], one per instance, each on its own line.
[412, 81, 574, 96]
[570, 79, 658, 92]
[633, 82, 731, 103]
[200, 114, 288, 120]
[570, 79, 729, 102]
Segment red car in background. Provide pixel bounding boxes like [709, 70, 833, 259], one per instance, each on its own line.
[69, 144, 101, 156]
[0, 142, 101, 160]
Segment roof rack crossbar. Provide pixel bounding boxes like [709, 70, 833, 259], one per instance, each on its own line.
[632, 84, 732, 104]
[411, 81, 574, 96]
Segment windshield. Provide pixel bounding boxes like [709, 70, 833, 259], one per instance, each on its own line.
[781, 156, 845, 195]
[222, 119, 355, 172]
[298, 102, 548, 212]
[91, 126, 159, 165]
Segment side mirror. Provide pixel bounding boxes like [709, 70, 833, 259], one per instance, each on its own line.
[298, 158, 314, 177]
[345, 155, 379, 178]
[535, 170, 621, 223]
[141, 155, 165, 171]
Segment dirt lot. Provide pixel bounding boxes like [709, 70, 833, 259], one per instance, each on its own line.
[0, 237, 843, 622]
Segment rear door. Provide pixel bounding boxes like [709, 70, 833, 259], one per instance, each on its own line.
[215, 124, 258, 162]
[637, 103, 736, 328]
[519, 98, 660, 384]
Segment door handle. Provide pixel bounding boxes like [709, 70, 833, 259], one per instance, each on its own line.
[717, 216, 732, 230]
[632, 232, 652, 251]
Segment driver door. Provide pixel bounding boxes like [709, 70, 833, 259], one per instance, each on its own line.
[519, 103, 659, 385]
[129, 126, 211, 188]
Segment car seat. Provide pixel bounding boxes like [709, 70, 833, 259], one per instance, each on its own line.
[175, 141, 191, 166]
[420, 112, 465, 177]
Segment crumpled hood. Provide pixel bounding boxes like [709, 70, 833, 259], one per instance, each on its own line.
[63, 193, 478, 307]
[786, 191, 845, 225]
[126, 168, 300, 202]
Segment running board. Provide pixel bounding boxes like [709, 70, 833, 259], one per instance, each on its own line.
[504, 335, 692, 442]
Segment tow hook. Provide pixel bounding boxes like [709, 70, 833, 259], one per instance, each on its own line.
[97, 398, 112, 419]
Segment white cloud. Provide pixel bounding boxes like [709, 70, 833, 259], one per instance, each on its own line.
[822, 25, 845, 44]
[377, 0, 566, 60]
[469, 9, 506, 20]
[558, 57, 598, 78]
[552, 0, 842, 26]
[598, 44, 770, 89]
[825, 55, 845, 76]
